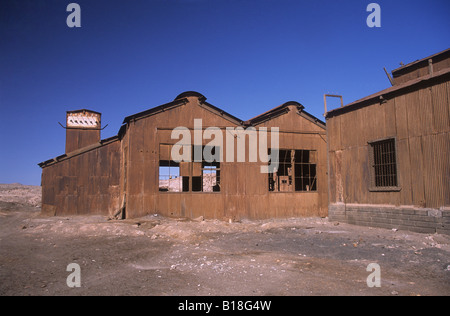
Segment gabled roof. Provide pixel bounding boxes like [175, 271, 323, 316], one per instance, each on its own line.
[39, 92, 323, 168]
[247, 101, 303, 125]
[247, 101, 325, 129]
[122, 91, 244, 126]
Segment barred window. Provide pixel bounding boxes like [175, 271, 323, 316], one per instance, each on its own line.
[369, 138, 400, 191]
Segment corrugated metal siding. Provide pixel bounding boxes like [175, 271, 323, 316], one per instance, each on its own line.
[425, 133, 449, 207]
[124, 97, 328, 220]
[327, 70, 449, 209]
[431, 82, 450, 133]
[65, 129, 100, 154]
[41, 140, 121, 216]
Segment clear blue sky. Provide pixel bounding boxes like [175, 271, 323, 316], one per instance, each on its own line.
[0, 0, 449, 185]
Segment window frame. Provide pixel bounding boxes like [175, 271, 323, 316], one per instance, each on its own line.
[158, 159, 183, 193]
[158, 143, 186, 193]
[268, 148, 318, 193]
[368, 137, 401, 192]
[158, 144, 221, 194]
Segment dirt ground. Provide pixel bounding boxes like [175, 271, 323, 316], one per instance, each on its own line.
[0, 184, 449, 296]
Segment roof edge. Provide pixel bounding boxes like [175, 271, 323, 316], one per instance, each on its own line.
[247, 101, 303, 124]
[326, 67, 450, 119]
[174, 91, 205, 101]
[122, 98, 189, 124]
[199, 100, 244, 126]
[67, 109, 102, 115]
[247, 101, 325, 129]
[38, 136, 119, 168]
[391, 48, 450, 76]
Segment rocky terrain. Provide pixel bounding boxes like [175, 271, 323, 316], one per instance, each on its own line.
[0, 183, 41, 210]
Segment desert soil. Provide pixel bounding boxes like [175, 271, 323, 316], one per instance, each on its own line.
[0, 183, 449, 296]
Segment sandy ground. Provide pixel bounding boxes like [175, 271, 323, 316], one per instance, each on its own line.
[0, 184, 449, 296]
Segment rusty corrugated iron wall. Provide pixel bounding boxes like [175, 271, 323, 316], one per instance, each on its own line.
[327, 73, 449, 208]
[119, 95, 328, 220]
[326, 49, 450, 234]
[41, 138, 121, 216]
[39, 93, 328, 220]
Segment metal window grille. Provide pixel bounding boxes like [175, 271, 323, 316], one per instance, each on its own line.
[371, 138, 398, 187]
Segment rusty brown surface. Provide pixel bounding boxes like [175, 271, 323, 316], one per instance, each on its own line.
[40, 92, 328, 220]
[326, 50, 450, 210]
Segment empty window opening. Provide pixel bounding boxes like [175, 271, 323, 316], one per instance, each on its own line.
[294, 150, 317, 192]
[159, 161, 184, 192]
[199, 145, 221, 192]
[192, 176, 202, 192]
[269, 149, 317, 192]
[202, 162, 221, 192]
[159, 144, 220, 193]
[159, 144, 189, 192]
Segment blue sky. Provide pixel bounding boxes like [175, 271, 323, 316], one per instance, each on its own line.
[0, 0, 449, 185]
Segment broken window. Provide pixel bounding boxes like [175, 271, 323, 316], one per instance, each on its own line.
[159, 144, 220, 193]
[159, 144, 188, 192]
[369, 138, 399, 190]
[194, 145, 221, 193]
[159, 161, 182, 192]
[269, 149, 317, 192]
[294, 150, 317, 192]
[202, 161, 221, 192]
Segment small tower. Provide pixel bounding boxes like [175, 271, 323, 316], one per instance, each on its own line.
[65, 109, 101, 154]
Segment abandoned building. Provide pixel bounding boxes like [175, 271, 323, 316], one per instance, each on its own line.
[326, 48, 450, 235]
[39, 49, 449, 235]
[39, 91, 328, 220]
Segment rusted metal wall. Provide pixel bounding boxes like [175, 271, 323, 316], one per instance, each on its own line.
[65, 128, 100, 154]
[41, 139, 121, 216]
[392, 49, 450, 86]
[124, 96, 240, 219]
[252, 105, 328, 218]
[41, 93, 327, 220]
[123, 96, 327, 220]
[327, 74, 450, 209]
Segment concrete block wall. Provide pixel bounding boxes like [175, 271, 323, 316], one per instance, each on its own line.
[329, 203, 450, 235]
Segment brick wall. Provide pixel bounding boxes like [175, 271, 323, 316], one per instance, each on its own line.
[329, 203, 450, 235]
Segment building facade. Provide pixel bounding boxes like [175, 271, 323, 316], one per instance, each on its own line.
[39, 92, 328, 220]
[326, 49, 450, 234]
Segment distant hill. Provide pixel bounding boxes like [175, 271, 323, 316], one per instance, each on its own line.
[0, 183, 41, 209]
